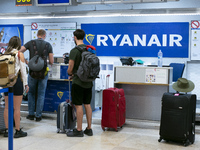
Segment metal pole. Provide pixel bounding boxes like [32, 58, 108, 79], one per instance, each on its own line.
[8, 87, 13, 150]
[0, 88, 8, 93]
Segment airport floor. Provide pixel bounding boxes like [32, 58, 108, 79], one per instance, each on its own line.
[1, 108, 200, 150]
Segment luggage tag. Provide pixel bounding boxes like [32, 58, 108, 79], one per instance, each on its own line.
[174, 93, 179, 96]
[174, 91, 186, 96]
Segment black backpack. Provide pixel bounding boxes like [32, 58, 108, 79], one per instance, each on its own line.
[76, 45, 100, 82]
[29, 40, 48, 79]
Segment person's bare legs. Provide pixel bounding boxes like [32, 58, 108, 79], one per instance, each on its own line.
[4, 96, 8, 129]
[4, 95, 22, 130]
[13, 96, 23, 130]
[84, 104, 92, 129]
[75, 105, 83, 131]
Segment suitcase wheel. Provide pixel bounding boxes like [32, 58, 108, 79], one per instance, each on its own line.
[102, 127, 105, 131]
[183, 140, 190, 147]
[158, 137, 162, 142]
[57, 129, 60, 133]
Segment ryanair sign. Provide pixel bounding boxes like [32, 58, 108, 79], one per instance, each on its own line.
[81, 23, 189, 58]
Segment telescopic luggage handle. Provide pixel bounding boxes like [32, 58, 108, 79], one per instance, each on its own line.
[66, 79, 76, 121]
[106, 74, 110, 89]
[65, 79, 71, 103]
[69, 79, 71, 101]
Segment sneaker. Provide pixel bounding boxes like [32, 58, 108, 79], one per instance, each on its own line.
[14, 128, 27, 138]
[67, 129, 84, 137]
[26, 115, 35, 120]
[35, 117, 42, 122]
[84, 127, 93, 136]
[4, 128, 8, 137]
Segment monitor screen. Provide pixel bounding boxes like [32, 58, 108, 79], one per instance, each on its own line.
[36, 0, 70, 6]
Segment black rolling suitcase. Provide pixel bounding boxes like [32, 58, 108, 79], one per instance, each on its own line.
[57, 80, 76, 133]
[158, 93, 196, 146]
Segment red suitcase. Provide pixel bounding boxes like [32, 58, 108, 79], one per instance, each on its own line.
[101, 75, 126, 131]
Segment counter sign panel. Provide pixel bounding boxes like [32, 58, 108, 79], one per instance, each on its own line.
[16, 0, 33, 6]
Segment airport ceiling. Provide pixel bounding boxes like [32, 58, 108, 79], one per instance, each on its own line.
[74, 0, 179, 5]
[2, 0, 200, 19]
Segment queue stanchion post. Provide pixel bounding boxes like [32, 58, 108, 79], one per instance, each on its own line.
[8, 87, 14, 150]
[0, 87, 13, 150]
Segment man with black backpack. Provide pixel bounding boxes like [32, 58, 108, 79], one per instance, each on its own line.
[20, 29, 54, 121]
[67, 29, 98, 137]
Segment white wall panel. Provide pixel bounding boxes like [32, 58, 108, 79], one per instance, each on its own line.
[187, 62, 200, 100]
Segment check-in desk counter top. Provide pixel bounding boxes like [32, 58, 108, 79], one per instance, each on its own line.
[114, 66, 173, 121]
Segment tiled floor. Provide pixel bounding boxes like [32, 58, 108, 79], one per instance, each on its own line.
[1, 109, 200, 150]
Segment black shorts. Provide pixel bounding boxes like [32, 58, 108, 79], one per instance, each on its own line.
[4, 75, 23, 96]
[71, 84, 92, 105]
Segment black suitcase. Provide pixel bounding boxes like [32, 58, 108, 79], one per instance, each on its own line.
[57, 101, 76, 133]
[158, 93, 196, 146]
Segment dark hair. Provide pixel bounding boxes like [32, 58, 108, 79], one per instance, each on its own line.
[5, 36, 21, 53]
[37, 29, 46, 36]
[73, 29, 85, 40]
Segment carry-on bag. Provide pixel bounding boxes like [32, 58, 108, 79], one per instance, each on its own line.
[0, 50, 19, 88]
[57, 80, 76, 133]
[158, 92, 196, 146]
[101, 75, 126, 131]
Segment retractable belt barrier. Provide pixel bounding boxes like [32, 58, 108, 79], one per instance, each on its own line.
[0, 87, 14, 150]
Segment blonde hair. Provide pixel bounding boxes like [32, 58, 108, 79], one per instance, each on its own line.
[37, 29, 46, 36]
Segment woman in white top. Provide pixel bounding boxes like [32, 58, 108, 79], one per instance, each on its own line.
[4, 36, 29, 138]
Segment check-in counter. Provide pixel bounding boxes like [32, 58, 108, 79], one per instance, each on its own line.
[114, 66, 173, 121]
[44, 63, 95, 113]
[48, 63, 69, 80]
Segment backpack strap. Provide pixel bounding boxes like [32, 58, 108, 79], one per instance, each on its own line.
[32, 40, 48, 57]
[32, 40, 39, 55]
[76, 45, 86, 53]
[10, 50, 19, 58]
[43, 43, 48, 61]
